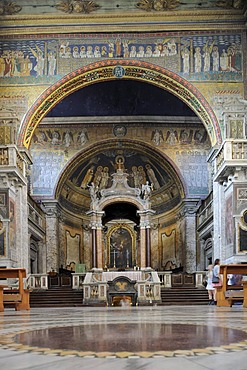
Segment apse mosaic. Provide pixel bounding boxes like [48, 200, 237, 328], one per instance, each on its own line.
[68, 152, 170, 192]
[0, 32, 243, 84]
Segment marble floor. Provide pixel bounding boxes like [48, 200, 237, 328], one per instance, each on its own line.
[1, 305, 247, 370]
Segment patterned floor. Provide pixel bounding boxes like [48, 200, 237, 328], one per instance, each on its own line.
[1, 305, 247, 369]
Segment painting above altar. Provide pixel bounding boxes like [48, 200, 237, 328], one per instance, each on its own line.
[107, 224, 135, 269]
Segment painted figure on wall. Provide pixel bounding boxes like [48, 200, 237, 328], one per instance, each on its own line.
[181, 46, 190, 73]
[0, 33, 242, 83]
[80, 165, 95, 189]
[194, 47, 202, 73]
[151, 129, 164, 146]
[109, 227, 132, 269]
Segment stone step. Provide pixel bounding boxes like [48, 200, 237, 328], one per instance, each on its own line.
[160, 287, 209, 305]
[30, 288, 83, 307]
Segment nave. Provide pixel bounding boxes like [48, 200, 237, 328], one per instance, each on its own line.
[1, 305, 247, 370]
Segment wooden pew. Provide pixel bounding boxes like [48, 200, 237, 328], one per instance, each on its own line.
[216, 264, 247, 307]
[0, 268, 30, 312]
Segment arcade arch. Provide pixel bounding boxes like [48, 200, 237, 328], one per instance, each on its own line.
[19, 60, 221, 149]
[25, 62, 214, 273]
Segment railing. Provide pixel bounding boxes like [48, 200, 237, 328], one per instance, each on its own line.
[26, 273, 87, 290]
[0, 145, 25, 175]
[72, 273, 87, 289]
[27, 271, 206, 291]
[158, 271, 205, 288]
[27, 274, 49, 290]
[197, 194, 213, 228]
[215, 140, 247, 174]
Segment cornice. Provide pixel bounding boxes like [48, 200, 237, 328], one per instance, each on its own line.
[0, 9, 246, 36]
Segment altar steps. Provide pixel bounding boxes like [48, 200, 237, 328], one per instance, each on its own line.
[30, 286, 209, 308]
[160, 287, 209, 305]
[30, 287, 83, 308]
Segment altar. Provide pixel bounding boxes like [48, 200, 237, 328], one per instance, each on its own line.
[82, 269, 161, 306]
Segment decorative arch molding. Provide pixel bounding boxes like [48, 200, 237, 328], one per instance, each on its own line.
[19, 60, 221, 148]
[204, 238, 213, 251]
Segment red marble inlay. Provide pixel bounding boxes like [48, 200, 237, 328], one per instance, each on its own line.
[15, 323, 247, 353]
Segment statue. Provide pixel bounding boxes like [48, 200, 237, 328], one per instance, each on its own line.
[88, 182, 99, 202]
[141, 181, 153, 200]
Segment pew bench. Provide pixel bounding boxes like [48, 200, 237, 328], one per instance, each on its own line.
[0, 268, 30, 312]
[216, 265, 247, 307]
[2, 290, 23, 310]
[224, 289, 245, 307]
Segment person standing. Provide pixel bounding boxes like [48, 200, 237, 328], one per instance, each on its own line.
[206, 264, 215, 305]
[212, 258, 221, 305]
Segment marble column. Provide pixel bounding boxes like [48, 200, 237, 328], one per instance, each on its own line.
[91, 225, 97, 268]
[42, 201, 60, 272]
[138, 209, 155, 268]
[87, 210, 105, 269]
[146, 226, 151, 268]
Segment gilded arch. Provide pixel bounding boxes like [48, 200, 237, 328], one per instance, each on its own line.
[19, 60, 221, 148]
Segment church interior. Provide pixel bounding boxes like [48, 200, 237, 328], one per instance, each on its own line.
[0, 0, 247, 368]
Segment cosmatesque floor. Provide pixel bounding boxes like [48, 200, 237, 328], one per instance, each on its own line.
[1, 305, 247, 370]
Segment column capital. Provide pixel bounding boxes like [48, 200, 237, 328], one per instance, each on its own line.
[41, 200, 60, 217]
[180, 198, 201, 217]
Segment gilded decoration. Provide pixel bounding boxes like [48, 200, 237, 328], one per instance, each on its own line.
[136, 0, 180, 11]
[56, 0, 100, 14]
[0, 1, 21, 15]
[216, 0, 244, 9]
[20, 61, 220, 149]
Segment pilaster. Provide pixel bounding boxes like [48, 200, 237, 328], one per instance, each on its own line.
[41, 200, 60, 272]
[180, 199, 201, 273]
[0, 110, 31, 270]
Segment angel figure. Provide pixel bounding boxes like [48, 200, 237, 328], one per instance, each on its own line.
[47, 130, 61, 145]
[151, 129, 164, 146]
[32, 130, 48, 146]
[77, 129, 89, 146]
[63, 131, 73, 147]
[166, 129, 178, 145]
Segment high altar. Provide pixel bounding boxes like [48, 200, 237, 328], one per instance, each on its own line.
[83, 156, 161, 305]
